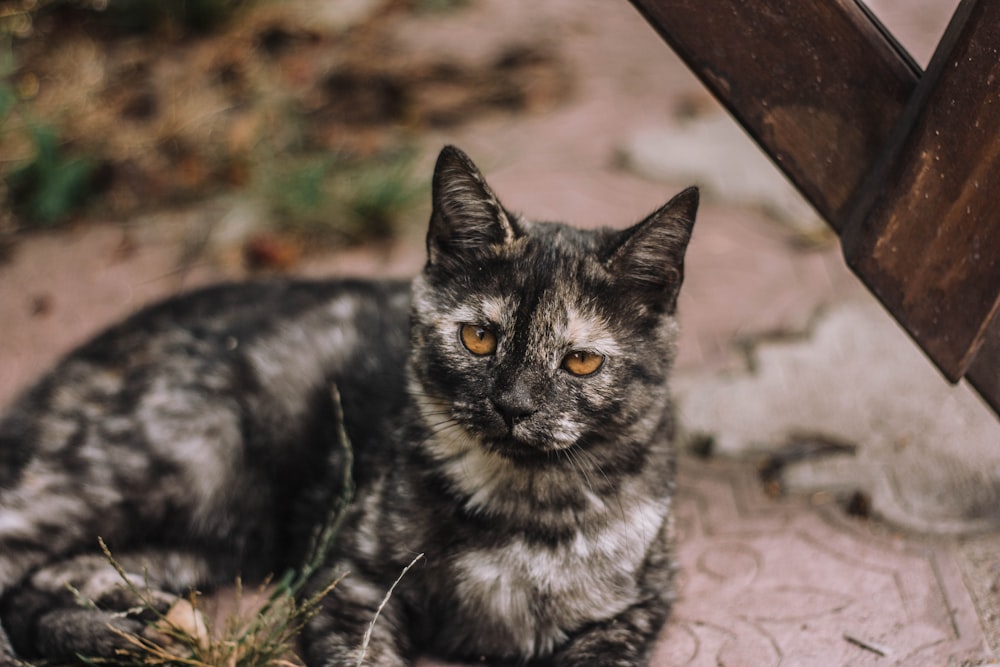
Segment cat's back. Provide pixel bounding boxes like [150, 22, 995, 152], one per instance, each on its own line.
[0, 277, 413, 493]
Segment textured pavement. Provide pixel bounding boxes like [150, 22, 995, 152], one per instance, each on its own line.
[658, 457, 994, 667]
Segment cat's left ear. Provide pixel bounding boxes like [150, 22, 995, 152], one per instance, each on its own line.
[603, 186, 699, 312]
[427, 145, 520, 268]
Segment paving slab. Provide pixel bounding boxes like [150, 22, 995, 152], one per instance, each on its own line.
[661, 457, 995, 667]
[678, 299, 1000, 536]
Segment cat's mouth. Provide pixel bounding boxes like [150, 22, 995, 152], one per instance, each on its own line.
[463, 408, 580, 466]
[481, 436, 557, 465]
[477, 422, 582, 466]
[436, 397, 579, 465]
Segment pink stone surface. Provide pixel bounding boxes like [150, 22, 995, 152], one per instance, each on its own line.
[658, 458, 991, 666]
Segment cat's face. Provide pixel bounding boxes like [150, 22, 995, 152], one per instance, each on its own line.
[410, 146, 697, 468]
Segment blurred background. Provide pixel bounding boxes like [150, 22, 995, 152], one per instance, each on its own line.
[0, 0, 958, 406]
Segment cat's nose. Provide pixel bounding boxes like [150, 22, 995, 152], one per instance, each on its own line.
[491, 395, 537, 429]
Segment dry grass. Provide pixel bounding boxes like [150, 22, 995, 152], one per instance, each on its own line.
[88, 540, 343, 667]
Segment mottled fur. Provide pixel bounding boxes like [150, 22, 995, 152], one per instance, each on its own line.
[0, 146, 697, 666]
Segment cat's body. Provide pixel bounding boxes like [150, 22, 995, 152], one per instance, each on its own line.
[0, 147, 697, 667]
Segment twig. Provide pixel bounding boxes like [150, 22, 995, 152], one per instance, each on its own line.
[843, 633, 892, 657]
[289, 384, 355, 595]
[245, 382, 355, 638]
[97, 537, 174, 628]
[355, 554, 424, 667]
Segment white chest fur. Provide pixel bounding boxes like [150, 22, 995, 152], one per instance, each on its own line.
[450, 495, 668, 658]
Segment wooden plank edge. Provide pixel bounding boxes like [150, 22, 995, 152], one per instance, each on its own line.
[842, 0, 998, 382]
[966, 313, 1000, 417]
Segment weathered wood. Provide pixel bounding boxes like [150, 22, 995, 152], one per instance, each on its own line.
[842, 0, 1000, 381]
[627, 0, 919, 231]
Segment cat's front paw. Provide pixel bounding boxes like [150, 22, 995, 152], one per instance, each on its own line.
[547, 604, 666, 667]
[302, 567, 414, 667]
[550, 643, 653, 667]
[29, 609, 147, 661]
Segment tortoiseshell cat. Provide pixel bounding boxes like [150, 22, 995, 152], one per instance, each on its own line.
[0, 146, 698, 666]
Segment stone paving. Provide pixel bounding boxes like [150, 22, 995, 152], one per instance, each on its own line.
[678, 299, 1000, 538]
[659, 458, 994, 667]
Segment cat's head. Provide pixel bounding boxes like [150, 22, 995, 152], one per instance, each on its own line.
[410, 146, 697, 468]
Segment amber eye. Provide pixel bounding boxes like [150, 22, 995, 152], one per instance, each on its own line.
[562, 350, 605, 376]
[460, 324, 498, 356]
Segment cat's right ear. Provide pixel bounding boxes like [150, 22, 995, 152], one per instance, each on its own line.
[427, 146, 519, 268]
[603, 186, 699, 313]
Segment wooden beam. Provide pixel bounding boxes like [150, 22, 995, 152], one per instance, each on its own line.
[842, 0, 1000, 381]
[627, 0, 919, 231]
[968, 314, 1000, 415]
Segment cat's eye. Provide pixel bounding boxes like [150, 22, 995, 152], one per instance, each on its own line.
[460, 324, 498, 356]
[562, 350, 604, 376]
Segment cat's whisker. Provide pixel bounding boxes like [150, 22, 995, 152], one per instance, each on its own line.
[577, 446, 629, 523]
[563, 448, 598, 503]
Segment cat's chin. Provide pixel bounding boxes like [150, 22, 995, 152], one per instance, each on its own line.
[481, 436, 564, 467]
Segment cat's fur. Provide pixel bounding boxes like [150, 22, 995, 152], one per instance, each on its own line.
[0, 146, 698, 667]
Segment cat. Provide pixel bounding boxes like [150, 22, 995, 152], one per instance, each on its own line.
[0, 145, 698, 667]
